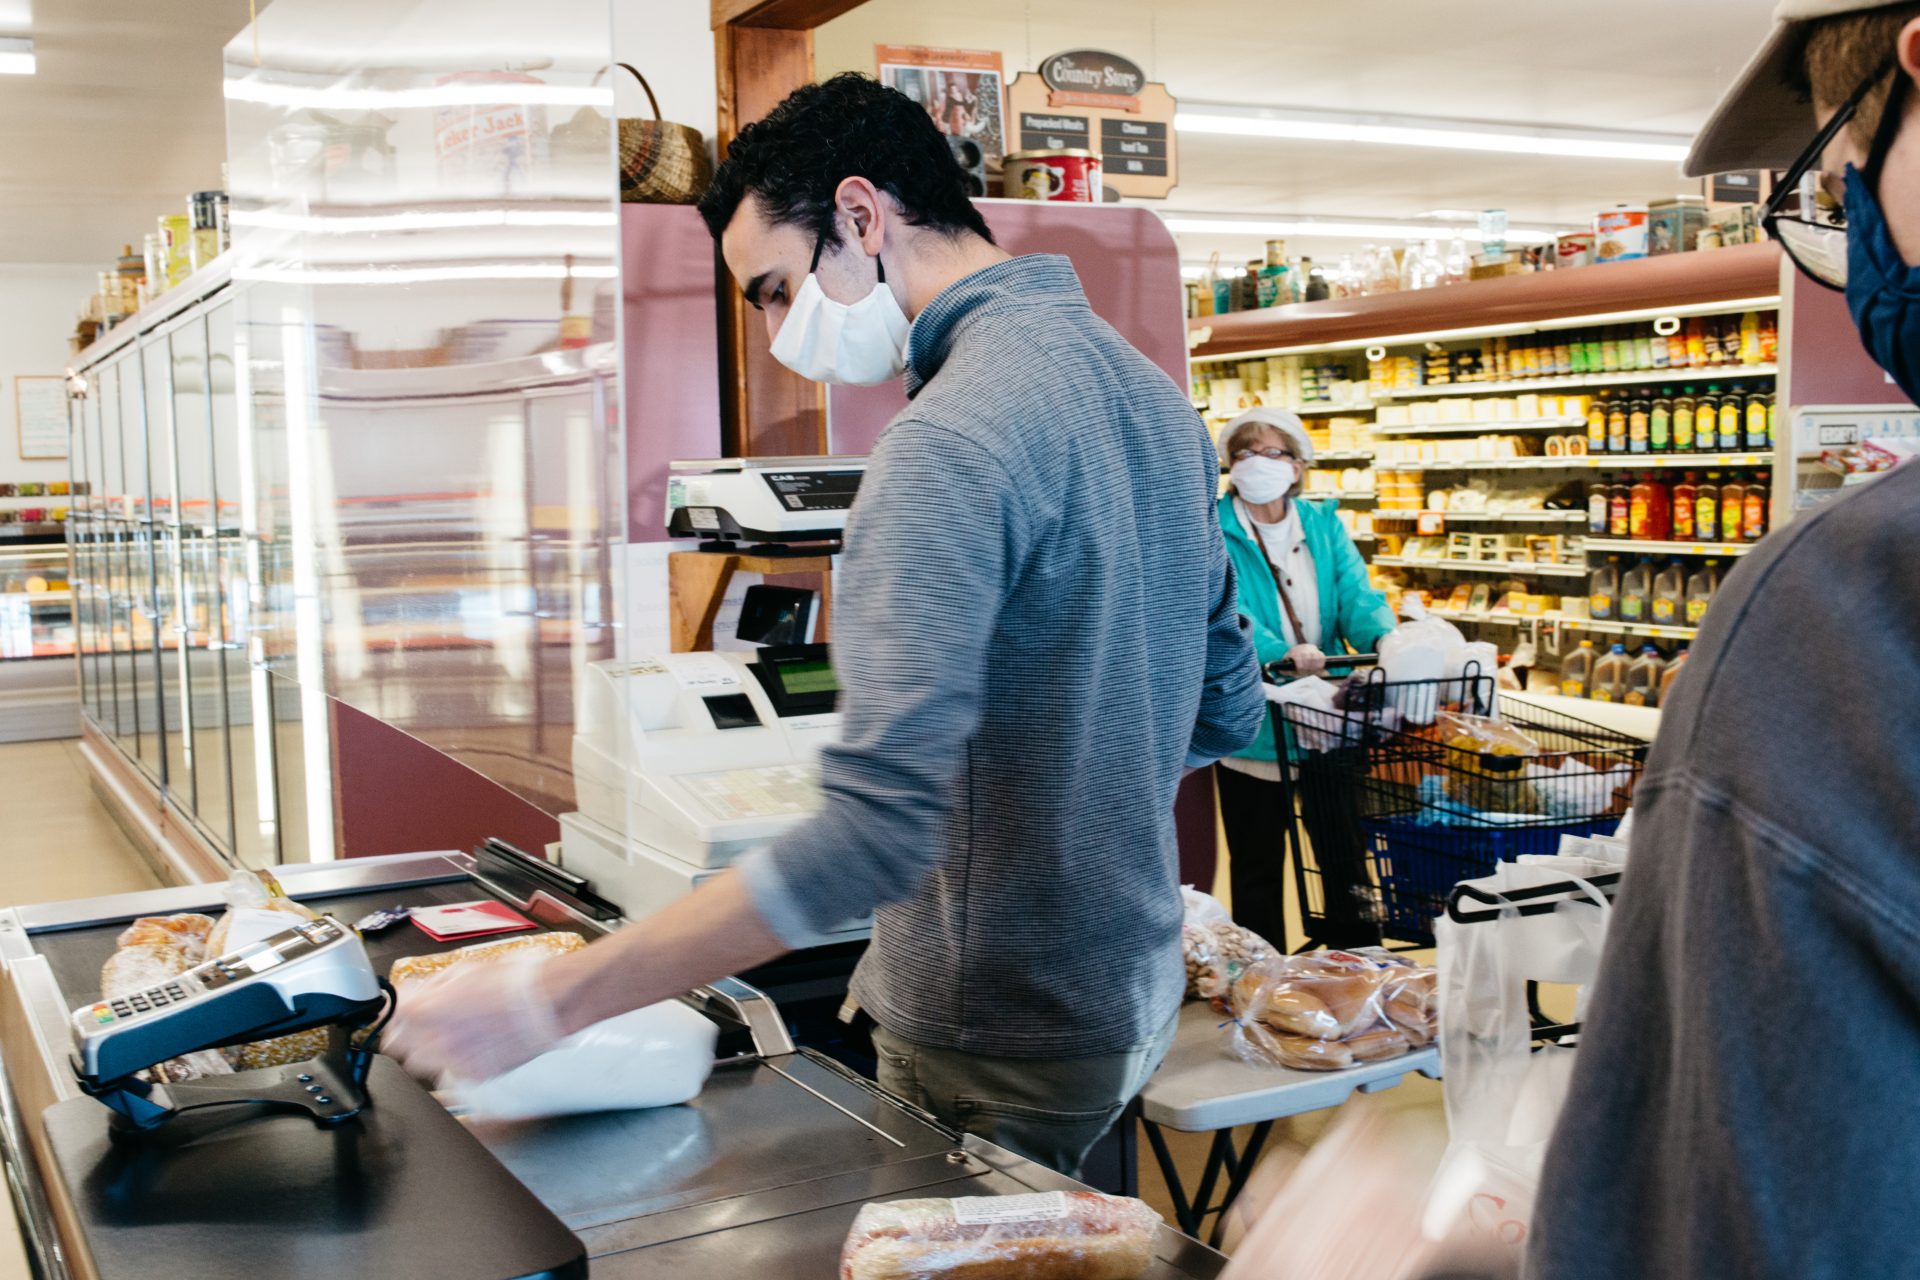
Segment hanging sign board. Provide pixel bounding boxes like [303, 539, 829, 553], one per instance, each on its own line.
[1006, 49, 1178, 199]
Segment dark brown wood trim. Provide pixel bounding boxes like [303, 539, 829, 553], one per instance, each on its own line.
[712, 0, 868, 31]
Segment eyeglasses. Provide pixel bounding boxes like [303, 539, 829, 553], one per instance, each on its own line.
[1762, 52, 1901, 290]
[1231, 446, 1298, 462]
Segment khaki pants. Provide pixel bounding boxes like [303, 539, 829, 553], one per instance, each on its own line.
[872, 1012, 1179, 1180]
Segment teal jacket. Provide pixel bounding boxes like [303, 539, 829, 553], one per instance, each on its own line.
[1217, 491, 1397, 761]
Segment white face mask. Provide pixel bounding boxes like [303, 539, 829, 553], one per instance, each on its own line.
[768, 234, 911, 385]
[1232, 455, 1300, 505]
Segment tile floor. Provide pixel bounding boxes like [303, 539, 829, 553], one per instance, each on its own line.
[0, 740, 1444, 1274]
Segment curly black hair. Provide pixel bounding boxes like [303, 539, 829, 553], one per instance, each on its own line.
[698, 72, 994, 249]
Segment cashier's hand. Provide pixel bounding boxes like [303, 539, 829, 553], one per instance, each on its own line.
[1282, 643, 1327, 676]
[383, 956, 569, 1085]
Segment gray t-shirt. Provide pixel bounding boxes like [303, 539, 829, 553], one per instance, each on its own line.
[739, 254, 1265, 1057]
[1528, 461, 1920, 1278]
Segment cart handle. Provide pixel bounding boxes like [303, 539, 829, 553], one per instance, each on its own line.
[1445, 871, 1622, 923]
[1263, 652, 1378, 681]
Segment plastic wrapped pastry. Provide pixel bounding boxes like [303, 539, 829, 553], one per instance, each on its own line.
[1229, 950, 1437, 1071]
[840, 1191, 1161, 1280]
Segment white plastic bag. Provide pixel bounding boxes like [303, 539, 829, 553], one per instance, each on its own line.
[449, 998, 719, 1122]
[1265, 675, 1351, 753]
[1378, 600, 1467, 724]
[1424, 870, 1612, 1259]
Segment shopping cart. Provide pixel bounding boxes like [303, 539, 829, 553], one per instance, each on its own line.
[1269, 659, 1646, 949]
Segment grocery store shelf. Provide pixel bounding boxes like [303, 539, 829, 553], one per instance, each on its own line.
[1188, 243, 1784, 361]
[1375, 364, 1777, 400]
[1582, 538, 1754, 557]
[1308, 491, 1377, 503]
[1371, 509, 1585, 523]
[1373, 417, 1584, 436]
[1566, 616, 1701, 640]
[1290, 403, 1377, 416]
[1374, 556, 1586, 578]
[1312, 451, 1374, 464]
[1393, 451, 1771, 472]
[1432, 607, 1702, 642]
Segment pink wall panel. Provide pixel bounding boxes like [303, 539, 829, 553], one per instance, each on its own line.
[827, 201, 1189, 454]
[625, 204, 725, 540]
[1784, 262, 1914, 408]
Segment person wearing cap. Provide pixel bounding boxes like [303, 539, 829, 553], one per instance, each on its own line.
[1529, 6, 1920, 1277]
[1213, 408, 1396, 950]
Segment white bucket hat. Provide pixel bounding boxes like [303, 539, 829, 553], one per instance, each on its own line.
[1218, 406, 1315, 468]
[1686, 0, 1916, 176]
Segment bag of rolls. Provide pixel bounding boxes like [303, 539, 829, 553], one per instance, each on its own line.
[839, 1191, 1161, 1280]
[1228, 950, 1437, 1071]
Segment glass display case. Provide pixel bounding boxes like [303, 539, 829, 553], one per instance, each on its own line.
[0, 541, 74, 660]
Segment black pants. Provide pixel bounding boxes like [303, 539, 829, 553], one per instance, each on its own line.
[1216, 759, 1382, 952]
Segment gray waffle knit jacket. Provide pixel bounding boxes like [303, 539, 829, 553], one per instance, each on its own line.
[738, 253, 1264, 1056]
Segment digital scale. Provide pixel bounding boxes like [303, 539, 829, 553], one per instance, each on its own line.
[664, 456, 865, 549]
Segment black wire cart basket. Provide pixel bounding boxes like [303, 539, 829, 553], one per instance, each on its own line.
[1270, 661, 1647, 949]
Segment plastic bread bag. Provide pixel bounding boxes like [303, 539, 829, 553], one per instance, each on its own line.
[1228, 950, 1435, 1070]
[447, 997, 719, 1123]
[839, 1191, 1161, 1280]
[1183, 919, 1279, 1003]
[204, 869, 329, 1070]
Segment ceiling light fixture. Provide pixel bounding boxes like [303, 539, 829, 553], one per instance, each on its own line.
[223, 75, 609, 111]
[1160, 214, 1563, 245]
[1175, 103, 1690, 163]
[0, 36, 34, 75]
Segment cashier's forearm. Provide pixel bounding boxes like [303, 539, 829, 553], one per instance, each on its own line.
[540, 871, 788, 1033]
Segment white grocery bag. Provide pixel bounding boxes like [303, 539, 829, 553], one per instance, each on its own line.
[450, 998, 718, 1122]
[1423, 865, 1614, 1260]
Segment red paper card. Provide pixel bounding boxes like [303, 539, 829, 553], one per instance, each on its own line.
[409, 900, 537, 942]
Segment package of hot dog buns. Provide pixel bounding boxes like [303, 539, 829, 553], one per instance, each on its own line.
[1228, 949, 1437, 1071]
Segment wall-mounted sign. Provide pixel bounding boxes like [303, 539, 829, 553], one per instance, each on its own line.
[1006, 50, 1177, 199]
[876, 45, 1007, 169]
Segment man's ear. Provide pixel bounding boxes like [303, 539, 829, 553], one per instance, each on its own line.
[1899, 15, 1920, 81]
[831, 177, 888, 256]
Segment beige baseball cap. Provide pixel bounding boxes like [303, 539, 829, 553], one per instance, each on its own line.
[1686, 0, 1915, 177]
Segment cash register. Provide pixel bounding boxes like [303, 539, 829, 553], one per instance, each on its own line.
[665, 455, 864, 551]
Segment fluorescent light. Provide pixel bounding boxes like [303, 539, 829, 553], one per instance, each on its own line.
[223, 75, 611, 110]
[1175, 103, 1690, 163]
[1160, 214, 1561, 245]
[231, 208, 617, 234]
[0, 36, 33, 75]
[235, 262, 617, 285]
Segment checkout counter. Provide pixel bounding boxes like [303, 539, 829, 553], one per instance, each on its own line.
[0, 851, 1226, 1278]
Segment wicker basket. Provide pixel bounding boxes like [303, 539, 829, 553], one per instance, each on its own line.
[550, 63, 713, 205]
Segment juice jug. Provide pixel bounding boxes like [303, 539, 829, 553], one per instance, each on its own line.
[1590, 557, 1622, 621]
[1624, 645, 1666, 707]
[1673, 388, 1697, 451]
[1673, 471, 1699, 540]
[1636, 473, 1672, 540]
[1652, 560, 1687, 625]
[1587, 481, 1609, 534]
[1586, 392, 1609, 453]
[1721, 476, 1747, 544]
[1619, 557, 1654, 624]
[1560, 639, 1597, 698]
[1695, 473, 1721, 542]
[1589, 643, 1631, 702]
[1660, 646, 1690, 702]
[1685, 560, 1722, 627]
[1743, 480, 1769, 541]
[1696, 388, 1720, 451]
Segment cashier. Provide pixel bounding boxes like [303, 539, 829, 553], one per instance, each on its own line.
[389, 72, 1266, 1178]
[1212, 408, 1395, 951]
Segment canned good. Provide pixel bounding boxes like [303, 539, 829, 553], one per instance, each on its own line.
[1003, 149, 1102, 203]
[1555, 232, 1595, 269]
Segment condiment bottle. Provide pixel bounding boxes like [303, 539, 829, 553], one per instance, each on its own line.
[1632, 328, 1654, 370]
[1650, 325, 1670, 369]
[1695, 473, 1722, 541]
[1651, 390, 1673, 452]
[1587, 391, 1610, 453]
[1588, 481, 1610, 534]
[1720, 475, 1747, 544]
[1607, 396, 1629, 453]
[1685, 318, 1709, 367]
[1570, 330, 1591, 375]
[1673, 387, 1698, 452]
[1673, 471, 1699, 540]
[1609, 481, 1632, 537]
[1581, 330, 1604, 372]
[1744, 393, 1770, 450]
[1666, 325, 1688, 368]
[1628, 394, 1651, 453]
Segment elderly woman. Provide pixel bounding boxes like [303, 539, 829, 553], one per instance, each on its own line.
[1214, 407, 1395, 950]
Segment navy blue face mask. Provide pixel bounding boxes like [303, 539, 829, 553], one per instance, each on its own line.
[1844, 165, 1920, 404]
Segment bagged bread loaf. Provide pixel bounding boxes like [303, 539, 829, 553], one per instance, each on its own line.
[840, 1191, 1160, 1280]
[99, 920, 232, 1083]
[388, 930, 585, 987]
[1229, 950, 1436, 1071]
